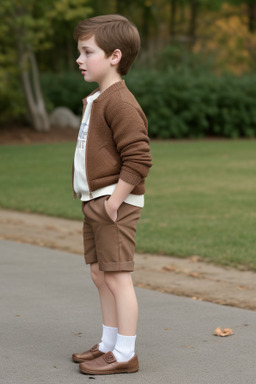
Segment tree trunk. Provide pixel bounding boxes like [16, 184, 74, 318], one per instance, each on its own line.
[142, 3, 151, 49]
[247, 2, 256, 33]
[170, 0, 177, 38]
[67, 31, 75, 71]
[188, 0, 199, 48]
[116, 0, 127, 14]
[20, 51, 50, 132]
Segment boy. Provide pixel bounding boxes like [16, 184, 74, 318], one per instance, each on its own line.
[71, 14, 152, 375]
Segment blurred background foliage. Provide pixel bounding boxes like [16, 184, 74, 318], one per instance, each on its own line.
[1, 0, 256, 137]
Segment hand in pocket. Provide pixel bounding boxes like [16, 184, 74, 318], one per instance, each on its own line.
[104, 199, 118, 222]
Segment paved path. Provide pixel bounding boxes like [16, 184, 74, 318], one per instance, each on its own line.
[2, 209, 256, 310]
[1, 240, 255, 384]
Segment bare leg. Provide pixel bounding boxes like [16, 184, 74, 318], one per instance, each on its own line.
[90, 263, 118, 327]
[104, 272, 138, 336]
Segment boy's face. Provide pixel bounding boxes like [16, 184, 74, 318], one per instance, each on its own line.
[76, 35, 120, 90]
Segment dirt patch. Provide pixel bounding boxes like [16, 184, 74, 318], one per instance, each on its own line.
[1, 209, 256, 311]
[1, 126, 256, 311]
[0, 125, 78, 145]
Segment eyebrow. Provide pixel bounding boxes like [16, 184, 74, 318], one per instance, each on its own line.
[79, 44, 93, 49]
[78, 45, 93, 51]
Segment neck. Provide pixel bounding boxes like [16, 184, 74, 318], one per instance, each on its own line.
[99, 73, 122, 93]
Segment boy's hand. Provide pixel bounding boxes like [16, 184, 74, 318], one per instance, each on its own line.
[104, 199, 118, 222]
[104, 179, 135, 222]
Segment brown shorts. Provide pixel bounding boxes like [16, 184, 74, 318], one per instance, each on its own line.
[82, 196, 142, 272]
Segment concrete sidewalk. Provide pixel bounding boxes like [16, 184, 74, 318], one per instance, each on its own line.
[0, 240, 255, 384]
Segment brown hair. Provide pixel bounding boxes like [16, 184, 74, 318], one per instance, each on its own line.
[73, 14, 140, 76]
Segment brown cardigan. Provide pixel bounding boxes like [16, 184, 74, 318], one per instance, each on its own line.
[72, 80, 152, 198]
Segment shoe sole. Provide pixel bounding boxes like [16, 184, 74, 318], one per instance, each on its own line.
[80, 367, 139, 375]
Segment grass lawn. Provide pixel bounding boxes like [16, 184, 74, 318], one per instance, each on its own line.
[0, 140, 255, 270]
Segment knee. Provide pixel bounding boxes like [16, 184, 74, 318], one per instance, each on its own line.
[90, 263, 105, 289]
[104, 273, 116, 294]
[104, 272, 132, 295]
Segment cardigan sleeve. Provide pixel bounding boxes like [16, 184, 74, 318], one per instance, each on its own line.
[106, 99, 152, 186]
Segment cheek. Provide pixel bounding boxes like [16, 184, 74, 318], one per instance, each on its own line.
[87, 55, 107, 71]
[87, 59, 101, 72]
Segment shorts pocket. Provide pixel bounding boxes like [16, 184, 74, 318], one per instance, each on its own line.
[102, 197, 117, 224]
[82, 201, 86, 216]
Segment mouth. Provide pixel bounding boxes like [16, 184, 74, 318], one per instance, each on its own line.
[79, 68, 86, 75]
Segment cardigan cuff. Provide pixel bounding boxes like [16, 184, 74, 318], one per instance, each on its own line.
[120, 169, 142, 186]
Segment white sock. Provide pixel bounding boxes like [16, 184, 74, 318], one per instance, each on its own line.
[113, 333, 136, 362]
[98, 324, 118, 353]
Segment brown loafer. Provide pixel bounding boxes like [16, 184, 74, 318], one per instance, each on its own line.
[72, 344, 104, 363]
[79, 351, 139, 375]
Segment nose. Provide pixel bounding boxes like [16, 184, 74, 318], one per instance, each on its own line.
[76, 54, 83, 65]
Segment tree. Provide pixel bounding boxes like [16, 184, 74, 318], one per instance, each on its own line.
[247, 1, 256, 32]
[46, 0, 92, 70]
[220, 0, 256, 68]
[169, 0, 178, 37]
[187, 0, 199, 46]
[1, 1, 52, 131]
[228, 0, 256, 32]
[0, 0, 91, 131]
[167, 0, 223, 46]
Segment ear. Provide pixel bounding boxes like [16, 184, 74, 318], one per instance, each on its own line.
[110, 49, 122, 66]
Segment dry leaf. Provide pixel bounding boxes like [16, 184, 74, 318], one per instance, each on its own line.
[192, 296, 203, 301]
[214, 327, 233, 337]
[188, 272, 204, 279]
[162, 265, 179, 272]
[236, 285, 246, 290]
[189, 256, 201, 263]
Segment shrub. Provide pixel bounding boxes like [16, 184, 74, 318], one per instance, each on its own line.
[0, 73, 27, 125]
[40, 69, 256, 138]
[40, 72, 95, 116]
[127, 69, 256, 138]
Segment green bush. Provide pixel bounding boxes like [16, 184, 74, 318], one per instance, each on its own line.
[127, 69, 256, 138]
[156, 44, 217, 73]
[40, 69, 256, 139]
[0, 74, 27, 125]
[40, 72, 95, 115]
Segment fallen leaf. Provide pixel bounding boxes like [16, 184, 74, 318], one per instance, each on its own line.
[214, 327, 233, 337]
[162, 265, 179, 272]
[236, 285, 246, 290]
[189, 256, 201, 263]
[46, 225, 57, 231]
[188, 272, 204, 279]
[192, 296, 203, 301]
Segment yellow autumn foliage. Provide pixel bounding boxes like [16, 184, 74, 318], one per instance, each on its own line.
[194, 3, 256, 73]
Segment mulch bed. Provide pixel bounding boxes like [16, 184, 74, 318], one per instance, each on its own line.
[0, 125, 77, 145]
